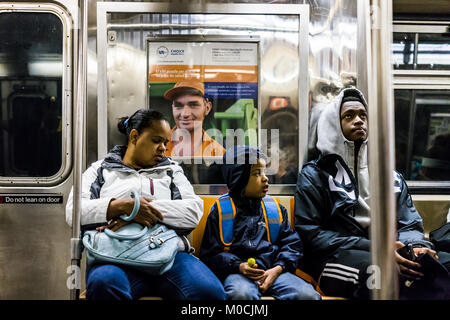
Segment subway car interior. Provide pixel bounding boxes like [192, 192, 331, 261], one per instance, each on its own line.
[0, 0, 449, 301]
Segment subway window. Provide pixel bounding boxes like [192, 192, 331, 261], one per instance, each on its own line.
[394, 90, 450, 182]
[392, 23, 450, 186]
[392, 27, 450, 70]
[416, 33, 450, 70]
[392, 32, 416, 69]
[0, 12, 63, 178]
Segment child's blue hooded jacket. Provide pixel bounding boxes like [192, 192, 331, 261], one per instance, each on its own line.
[199, 146, 303, 281]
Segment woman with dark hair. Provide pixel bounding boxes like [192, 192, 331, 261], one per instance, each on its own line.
[66, 108, 226, 300]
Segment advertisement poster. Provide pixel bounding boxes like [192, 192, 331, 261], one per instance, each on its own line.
[148, 41, 259, 162]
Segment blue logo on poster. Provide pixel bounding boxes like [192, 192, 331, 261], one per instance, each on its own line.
[157, 46, 169, 58]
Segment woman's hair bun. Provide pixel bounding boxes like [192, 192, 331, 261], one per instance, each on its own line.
[117, 109, 167, 141]
[117, 116, 129, 135]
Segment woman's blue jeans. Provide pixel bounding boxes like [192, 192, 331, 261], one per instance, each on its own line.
[86, 252, 226, 300]
[224, 272, 322, 300]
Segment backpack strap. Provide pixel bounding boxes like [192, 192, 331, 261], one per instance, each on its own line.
[261, 195, 283, 243]
[216, 194, 236, 250]
[215, 194, 283, 250]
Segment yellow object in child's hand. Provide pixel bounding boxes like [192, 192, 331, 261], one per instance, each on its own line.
[247, 258, 256, 267]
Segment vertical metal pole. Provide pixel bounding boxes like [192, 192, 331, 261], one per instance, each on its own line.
[357, 0, 371, 98]
[413, 33, 419, 69]
[367, 0, 398, 300]
[70, 0, 88, 300]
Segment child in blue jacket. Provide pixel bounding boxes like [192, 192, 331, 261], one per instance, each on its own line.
[200, 145, 321, 300]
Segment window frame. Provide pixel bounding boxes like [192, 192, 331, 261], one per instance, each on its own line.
[393, 22, 450, 193]
[393, 22, 450, 86]
[0, 2, 73, 187]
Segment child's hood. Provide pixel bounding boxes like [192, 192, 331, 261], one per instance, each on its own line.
[221, 145, 266, 198]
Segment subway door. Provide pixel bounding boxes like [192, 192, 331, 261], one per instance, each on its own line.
[0, 2, 77, 299]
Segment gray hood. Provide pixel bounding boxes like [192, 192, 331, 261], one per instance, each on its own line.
[316, 88, 371, 227]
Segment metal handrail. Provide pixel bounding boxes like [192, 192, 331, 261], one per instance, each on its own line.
[367, 0, 399, 300]
[70, 0, 88, 301]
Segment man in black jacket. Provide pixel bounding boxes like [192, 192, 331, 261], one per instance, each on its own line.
[294, 88, 438, 299]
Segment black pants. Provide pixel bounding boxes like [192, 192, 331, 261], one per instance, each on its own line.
[319, 248, 450, 300]
[318, 249, 372, 299]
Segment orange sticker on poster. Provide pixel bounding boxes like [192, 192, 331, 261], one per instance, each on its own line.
[149, 65, 258, 83]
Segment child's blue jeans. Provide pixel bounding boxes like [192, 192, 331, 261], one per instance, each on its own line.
[224, 272, 321, 300]
[86, 252, 226, 300]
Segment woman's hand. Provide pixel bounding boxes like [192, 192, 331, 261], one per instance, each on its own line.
[105, 197, 163, 231]
[133, 197, 164, 227]
[257, 265, 283, 293]
[97, 219, 130, 232]
[239, 262, 266, 281]
[394, 241, 424, 280]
